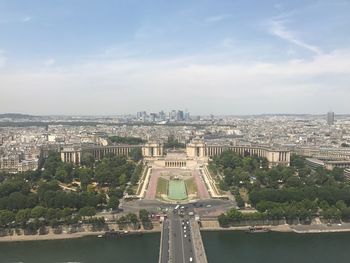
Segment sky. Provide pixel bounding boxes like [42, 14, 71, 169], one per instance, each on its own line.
[0, 0, 350, 115]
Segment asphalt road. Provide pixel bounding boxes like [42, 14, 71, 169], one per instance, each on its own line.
[160, 219, 170, 263]
[169, 210, 195, 263]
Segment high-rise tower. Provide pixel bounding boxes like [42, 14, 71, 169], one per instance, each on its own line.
[327, 111, 335, 125]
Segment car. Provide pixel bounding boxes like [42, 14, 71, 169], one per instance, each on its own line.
[189, 257, 193, 262]
[184, 234, 187, 238]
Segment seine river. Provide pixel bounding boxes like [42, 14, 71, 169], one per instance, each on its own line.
[1, 231, 350, 262]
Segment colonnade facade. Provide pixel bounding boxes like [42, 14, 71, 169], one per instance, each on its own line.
[205, 145, 290, 167]
[186, 140, 290, 167]
[60, 145, 141, 164]
[296, 148, 350, 160]
[164, 161, 187, 168]
[60, 147, 81, 165]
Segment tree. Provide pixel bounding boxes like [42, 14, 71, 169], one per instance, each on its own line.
[218, 214, 230, 227]
[130, 148, 142, 162]
[15, 209, 31, 227]
[79, 207, 96, 218]
[164, 135, 186, 149]
[0, 210, 15, 228]
[55, 167, 69, 183]
[109, 136, 144, 145]
[117, 216, 127, 229]
[131, 164, 143, 185]
[322, 207, 341, 221]
[290, 155, 306, 169]
[107, 196, 120, 210]
[139, 209, 152, 229]
[268, 207, 284, 220]
[31, 206, 47, 219]
[43, 152, 62, 178]
[76, 168, 93, 191]
[235, 195, 245, 208]
[126, 213, 139, 229]
[81, 152, 95, 168]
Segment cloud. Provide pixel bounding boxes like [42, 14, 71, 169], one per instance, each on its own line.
[1, 49, 350, 114]
[21, 16, 32, 23]
[0, 50, 7, 68]
[268, 19, 322, 55]
[205, 14, 231, 23]
[43, 58, 56, 66]
[220, 38, 236, 49]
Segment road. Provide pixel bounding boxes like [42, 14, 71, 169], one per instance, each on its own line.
[169, 211, 195, 263]
[160, 219, 170, 263]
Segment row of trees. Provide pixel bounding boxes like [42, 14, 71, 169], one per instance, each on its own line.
[116, 210, 153, 230]
[109, 136, 145, 145]
[163, 135, 186, 149]
[0, 205, 96, 229]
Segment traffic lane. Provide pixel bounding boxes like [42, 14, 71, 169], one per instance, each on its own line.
[171, 216, 186, 263]
[160, 220, 170, 263]
[181, 219, 195, 263]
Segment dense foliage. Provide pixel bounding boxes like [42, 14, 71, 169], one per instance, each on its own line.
[0, 150, 142, 232]
[109, 136, 145, 145]
[164, 135, 186, 149]
[214, 152, 349, 225]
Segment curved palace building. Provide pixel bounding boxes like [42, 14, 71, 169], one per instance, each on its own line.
[60, 139, 290, 168]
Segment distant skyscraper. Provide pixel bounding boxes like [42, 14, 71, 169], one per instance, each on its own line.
[177, 110, 184, 121]
[327, 111, 335, 125]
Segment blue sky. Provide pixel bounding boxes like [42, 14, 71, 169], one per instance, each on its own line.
[0, 0, 350, 115]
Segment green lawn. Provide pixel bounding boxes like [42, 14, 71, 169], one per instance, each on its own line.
[185, 177, 198, 196]
[156, 177, 168, 198]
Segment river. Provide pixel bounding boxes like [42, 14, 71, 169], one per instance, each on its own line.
[202, 231, 350, 263]
[0, 233, 160, 263]
[1, 231, 350, 262]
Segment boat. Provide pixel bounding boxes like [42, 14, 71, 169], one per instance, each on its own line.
[104, 230, 143, 238]
[246, 226, 270, 233]
[97, 234, 103, 238]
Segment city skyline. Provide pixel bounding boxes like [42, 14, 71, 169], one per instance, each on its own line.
[0, 0, 350, 115]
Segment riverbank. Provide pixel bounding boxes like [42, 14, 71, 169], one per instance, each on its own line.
[0, 223, 161, 243]
[200, 220, 350, 234]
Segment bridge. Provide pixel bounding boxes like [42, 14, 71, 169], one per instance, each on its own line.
[159, 208, 208, 263]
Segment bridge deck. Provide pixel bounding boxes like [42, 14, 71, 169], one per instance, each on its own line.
[159, 211, 208, 263]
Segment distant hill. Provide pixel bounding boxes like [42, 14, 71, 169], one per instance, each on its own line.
[0, 113, 37, 119]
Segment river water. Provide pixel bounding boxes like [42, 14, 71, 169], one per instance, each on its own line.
[202, 231, 350, 263]
[0, 233, 160, 263]
[0, 231, 349, 263]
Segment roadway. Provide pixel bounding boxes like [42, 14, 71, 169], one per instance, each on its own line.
[160, 219, 170, 263]
[168, 210, 195, 263]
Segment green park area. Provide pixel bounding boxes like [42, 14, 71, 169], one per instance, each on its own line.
[156, 177, 168, 199]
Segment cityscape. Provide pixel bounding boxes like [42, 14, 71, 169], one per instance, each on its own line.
[1, 1, 350, 263]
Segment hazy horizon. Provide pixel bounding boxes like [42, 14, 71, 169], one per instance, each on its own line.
[1, 0, 349, 115]
[0, 111, 348, 117]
